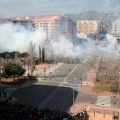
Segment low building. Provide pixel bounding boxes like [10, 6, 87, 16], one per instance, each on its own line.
[86, 105, 120, 120]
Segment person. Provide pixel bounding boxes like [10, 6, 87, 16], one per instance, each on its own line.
[69, 69, 70, 72]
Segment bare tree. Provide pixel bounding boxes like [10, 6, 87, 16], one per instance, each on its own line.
[28, 41, 35, 76]
[42, 47, 45, 63]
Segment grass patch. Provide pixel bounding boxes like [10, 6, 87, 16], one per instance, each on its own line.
[93, 82, 109, 92]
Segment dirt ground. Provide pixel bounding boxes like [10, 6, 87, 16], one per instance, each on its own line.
[1, 76, 30, 86]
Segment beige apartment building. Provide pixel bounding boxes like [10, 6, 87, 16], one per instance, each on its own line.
[77, 20, 100, 34]
[33, 15, 76, 41]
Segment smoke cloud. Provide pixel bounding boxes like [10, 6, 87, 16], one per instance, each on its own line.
[0, 23, 46, 52]
[0, 23, 120, 62]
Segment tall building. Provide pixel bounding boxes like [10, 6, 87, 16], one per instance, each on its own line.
[33, 15, 76, 41]
[77, 20, 100, 34]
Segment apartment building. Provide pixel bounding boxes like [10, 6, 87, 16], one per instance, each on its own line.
[77, 20, 100, 34]
[110, 20, 120, 39]
[33, 15, 76, 41]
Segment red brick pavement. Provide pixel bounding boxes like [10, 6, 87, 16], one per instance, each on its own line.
[69, 103, 86, 114]
[86, 69, 96, 82]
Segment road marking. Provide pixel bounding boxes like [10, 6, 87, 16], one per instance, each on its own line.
[60, 64, 79, 86]
[96, 96, 111, 106]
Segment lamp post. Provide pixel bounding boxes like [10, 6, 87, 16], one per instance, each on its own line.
[65, 81, 74, 114]
[72, 84, 74, 115]
[118, 72, 120, 108]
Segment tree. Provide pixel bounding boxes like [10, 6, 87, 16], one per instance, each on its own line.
[3, 63, 26, 83]
[28, 42, 35, 76]
[42, 47, 45, 63]
[20, 52, 30, 68]
[39, 45, 42, 63]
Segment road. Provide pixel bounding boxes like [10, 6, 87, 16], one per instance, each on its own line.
[10, 63, 119, 110]
[11, 63, 96, 111]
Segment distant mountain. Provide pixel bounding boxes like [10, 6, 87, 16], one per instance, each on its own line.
[66, 10, 107, 20]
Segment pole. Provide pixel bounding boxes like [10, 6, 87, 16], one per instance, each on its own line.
[73, 86, 74, 115]
[70, 80, 74, 115]
[118, 72, 120, 108]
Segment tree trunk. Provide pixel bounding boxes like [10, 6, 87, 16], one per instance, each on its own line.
[13, 76, 15, 83]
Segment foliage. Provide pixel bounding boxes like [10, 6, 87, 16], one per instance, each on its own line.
[0, 51, 29, 59]
[3, 63, 26, 82]
[93, 83, 109, 92]
[42, 47, 45, 63]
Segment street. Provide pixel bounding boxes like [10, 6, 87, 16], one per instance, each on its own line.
[11, 63, 96, 111]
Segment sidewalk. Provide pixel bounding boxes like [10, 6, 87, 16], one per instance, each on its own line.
[0, 63, 63, 102]
[22, 63, 63, 86]
[36, 63, 63, 78]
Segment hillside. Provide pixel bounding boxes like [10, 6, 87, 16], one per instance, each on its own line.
[66, 10, 107, 20]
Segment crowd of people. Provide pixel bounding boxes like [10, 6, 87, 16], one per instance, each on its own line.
[0, 101, 87, 120]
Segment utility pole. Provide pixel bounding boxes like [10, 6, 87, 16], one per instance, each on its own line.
[72, 85, 74, 115]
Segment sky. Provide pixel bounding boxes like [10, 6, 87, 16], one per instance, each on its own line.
[0, 0, 120, 18]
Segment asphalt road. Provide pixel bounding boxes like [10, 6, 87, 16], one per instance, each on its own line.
[11, 84, 95, 111]
[11, 63, 96, 111]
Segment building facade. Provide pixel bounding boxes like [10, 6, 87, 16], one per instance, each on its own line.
[110, 20, 120, 39]
[77, 20, 100, 34]
[33, 15, 76, 41]
[7, 19, 33, 28]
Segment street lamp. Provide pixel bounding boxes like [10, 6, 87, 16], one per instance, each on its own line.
[72, 84, 74, 115]
[65, 80, 74, 114]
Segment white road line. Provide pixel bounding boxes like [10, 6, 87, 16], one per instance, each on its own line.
[60, 64, 79, 86]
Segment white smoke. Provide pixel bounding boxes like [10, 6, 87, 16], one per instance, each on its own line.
[0, 23, 120, 62]
[0, 23, 46, 52]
